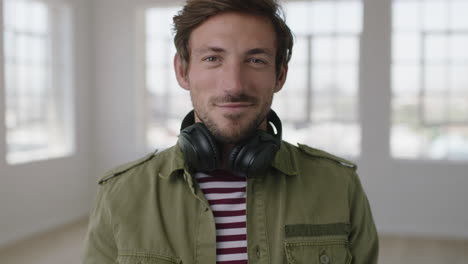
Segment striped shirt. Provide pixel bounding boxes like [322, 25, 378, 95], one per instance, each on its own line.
[195, 170, 248, 264]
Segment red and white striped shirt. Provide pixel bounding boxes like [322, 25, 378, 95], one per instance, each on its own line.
[195, 170, 248, 264]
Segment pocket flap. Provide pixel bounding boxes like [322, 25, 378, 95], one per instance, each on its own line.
[285, 223, 351, 238]
[284, 223, 352, 264]
[117, 251, 181, 264]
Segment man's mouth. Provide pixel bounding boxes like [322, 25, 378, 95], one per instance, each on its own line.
[216, 102, 254, 108]
[212, 94, 258, 107]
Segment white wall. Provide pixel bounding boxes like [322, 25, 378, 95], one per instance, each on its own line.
[93, 0, 183, 174]
[93, 0, 148, 174]
[93, 0, 468, 239]
[0, 0, 94, 248]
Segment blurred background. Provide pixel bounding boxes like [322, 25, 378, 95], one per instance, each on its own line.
[0, 0, 467, 263]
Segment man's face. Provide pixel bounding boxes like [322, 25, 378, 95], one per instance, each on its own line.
[175, 12, 287, 144]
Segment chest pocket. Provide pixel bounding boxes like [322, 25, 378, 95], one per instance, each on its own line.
[116, 252, 182, 264]
[284, 223, 352, 264]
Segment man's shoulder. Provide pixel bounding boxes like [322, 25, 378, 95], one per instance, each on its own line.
[97, 145, 179, 186]
[91, 145, 182, 214]
[282, 141, 357, 172]
[97, 151, 157, 185]
[283, 142, 359, 190]
[295, 143, 357, 170]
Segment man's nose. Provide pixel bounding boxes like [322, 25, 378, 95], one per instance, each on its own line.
[221, 61, 246, 94]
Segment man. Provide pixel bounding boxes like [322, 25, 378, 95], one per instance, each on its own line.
[83, 0, 379, 263]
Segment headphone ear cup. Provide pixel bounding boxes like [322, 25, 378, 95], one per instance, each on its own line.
[228, 144, 243, 171]
[229, 131, 280, 175]
[178, 123, 220, 172]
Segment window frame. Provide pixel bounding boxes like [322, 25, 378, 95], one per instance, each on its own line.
[390, 0, 468, 161]
[2, 0, 75, 165]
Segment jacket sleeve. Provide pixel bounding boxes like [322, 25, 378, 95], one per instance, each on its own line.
[82, 185, 117, 264]
[348, 171, 379, 264]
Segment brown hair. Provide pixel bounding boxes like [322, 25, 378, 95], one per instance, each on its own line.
[173, 0, 294, 76]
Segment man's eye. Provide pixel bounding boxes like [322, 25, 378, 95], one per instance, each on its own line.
[248, 58, 266, 64]
[204, 56, 218, 62]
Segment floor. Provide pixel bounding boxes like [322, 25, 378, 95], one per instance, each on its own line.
[0, 219, 467, 264]
[0, 219, 88, 264]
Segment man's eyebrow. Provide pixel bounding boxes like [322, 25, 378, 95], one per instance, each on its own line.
[193, 46, 226, 55]
[246, 48, 274, 57]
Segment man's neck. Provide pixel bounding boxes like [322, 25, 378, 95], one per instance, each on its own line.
[220, 143, 235, 170]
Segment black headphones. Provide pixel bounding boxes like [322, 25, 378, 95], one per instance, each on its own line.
[178, 110, 282, 176]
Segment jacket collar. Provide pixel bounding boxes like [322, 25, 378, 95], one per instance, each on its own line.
[271, 141, 298, 176]
[157, 144, 187, 179]
[158, 140, 298, 179]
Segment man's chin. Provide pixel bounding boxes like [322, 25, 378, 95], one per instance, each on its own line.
[213, 130, 247, 144]
[212, 123, 259, 144]
[200, 111, 264, 144]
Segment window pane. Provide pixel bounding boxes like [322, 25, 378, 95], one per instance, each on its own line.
[449, 35, 468, 61]
[423, 95, 447, 124]
[336, 1, 362, 33]
[450, 1, 468, 29]
[145, 5, 189, 150]
[336, 36, 359, 63]
[275, 0, 362, 158]
[311, 2, 335, 33]
[393, 96, 419, 125]
[425, 65, 447, 93]
[451, 66, 468, 92]
[393, 1, 421, 32]
[276, 37, 308, 122]
[422, 0, 448, 31]
[392, 65, 420, 96]
[428, 127, 468, 160]
[392, 0, 468, 161]
[449, 97, 468, 123]
[283, 2, 310, 35]
[313, 37, 334, 63]
[30, 1, 48, 34]
[336, 66, 358, 121]
[4, 0, 74, 164]
[393, 34, 421, 62]
[425, 35, 448, 63]
[449, 67, 468, 123]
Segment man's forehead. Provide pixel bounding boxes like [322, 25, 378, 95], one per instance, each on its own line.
[193, 46, 275, 57]
[188, 12, 277, 55]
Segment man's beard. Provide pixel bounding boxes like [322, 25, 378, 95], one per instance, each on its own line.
[201, 110, 265, 144]
[193, 93, 272, 144]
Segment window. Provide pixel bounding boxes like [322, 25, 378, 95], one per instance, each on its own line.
[275, 0, 363, 157]
[3, 0, 74, 164]
[144, 5, 190, 150]
[392, 0, 468, 160]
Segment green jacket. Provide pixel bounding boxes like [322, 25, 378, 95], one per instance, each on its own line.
[83, 141, 378, 264]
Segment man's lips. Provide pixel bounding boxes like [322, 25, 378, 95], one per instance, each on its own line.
[215, 103, 254, 108]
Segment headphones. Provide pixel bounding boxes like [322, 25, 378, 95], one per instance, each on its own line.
[178, 109, 282, 176]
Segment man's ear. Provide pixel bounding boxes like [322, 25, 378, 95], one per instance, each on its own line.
[174, 53, 190, 90]
[274, 65, 288, 93]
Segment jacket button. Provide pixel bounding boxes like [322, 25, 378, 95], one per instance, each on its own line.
[320, 254, 330, 264]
